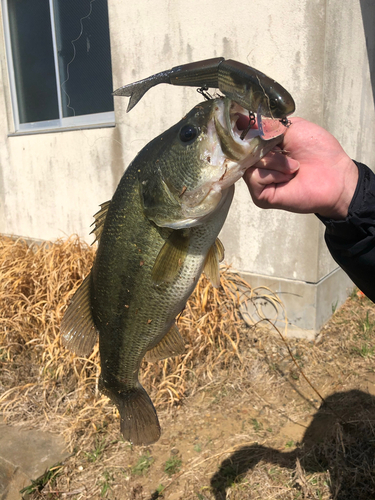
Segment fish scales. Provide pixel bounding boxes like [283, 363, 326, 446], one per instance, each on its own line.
[92, 171, 232, 444]
[92, 168, 231, 382]
[61, 98, 284, 445]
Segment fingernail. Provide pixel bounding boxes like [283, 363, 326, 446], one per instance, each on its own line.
[287, 158, 300, 173]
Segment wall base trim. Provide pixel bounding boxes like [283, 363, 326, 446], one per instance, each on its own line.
[236, 268, 354, 340]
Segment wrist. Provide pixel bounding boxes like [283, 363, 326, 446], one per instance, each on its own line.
[317, 159, 359, 220]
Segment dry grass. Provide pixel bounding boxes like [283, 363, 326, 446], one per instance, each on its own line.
[2, 235, 375, 499]
[0, 236, 100, 440]
[0, 235, 259, 447]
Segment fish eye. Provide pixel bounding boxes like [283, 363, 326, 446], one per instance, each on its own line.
[179, 124, 198, 143]
[270, 98, 278, 110]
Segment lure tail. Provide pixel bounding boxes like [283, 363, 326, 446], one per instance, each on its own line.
[113, 71, 170, 112]
[112, 58, 223, 112]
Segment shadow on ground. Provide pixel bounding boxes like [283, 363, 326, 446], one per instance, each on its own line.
[210, 390, 375, 500]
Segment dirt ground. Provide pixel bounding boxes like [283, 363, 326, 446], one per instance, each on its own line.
[2, 237, 375, 500]
[22, 292, 375, 500]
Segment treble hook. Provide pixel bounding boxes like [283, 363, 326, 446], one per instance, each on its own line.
[280, 117, 292, 127]
[240, 111, 256, 140]
[197, 86, 213, 101]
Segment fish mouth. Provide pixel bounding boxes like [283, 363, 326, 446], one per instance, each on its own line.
[215, 98, 286, 160]
[205, 98, 285, 191]
[166, 98, 285, 229]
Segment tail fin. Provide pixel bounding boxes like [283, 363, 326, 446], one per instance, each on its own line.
[101, 381, 161, 445]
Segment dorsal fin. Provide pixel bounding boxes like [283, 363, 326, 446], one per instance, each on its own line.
[90, 201, 111, 244]
[144, 323, 185, 362]
[60, 275, 98, 355]
[203, 238, 225, 288]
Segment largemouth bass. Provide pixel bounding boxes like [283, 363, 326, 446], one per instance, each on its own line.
[61, 98, 283, 445]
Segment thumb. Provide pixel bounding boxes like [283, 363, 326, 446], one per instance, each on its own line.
[253, 151, 300, 174]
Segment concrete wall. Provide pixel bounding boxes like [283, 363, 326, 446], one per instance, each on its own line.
[0, 0, 374, 335]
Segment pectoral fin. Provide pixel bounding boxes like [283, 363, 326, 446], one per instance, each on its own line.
[151, 230, 190, 285]
[203, 238, 225, 288]
[60, 275, 98, 355]
[145, 324, 185, 362]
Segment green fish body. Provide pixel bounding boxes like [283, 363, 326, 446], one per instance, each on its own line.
[61, 98, 282, 445]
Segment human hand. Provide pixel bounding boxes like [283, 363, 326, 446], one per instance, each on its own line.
[244, 117, 359, 219]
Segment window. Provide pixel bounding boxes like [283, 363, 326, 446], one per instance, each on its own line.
[2, 0, 115, 133]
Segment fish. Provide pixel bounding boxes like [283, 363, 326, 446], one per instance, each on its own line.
[113, 57, 295, 119]
[61, 97, 284, 445]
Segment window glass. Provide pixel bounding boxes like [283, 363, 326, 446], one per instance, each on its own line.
[4, 0, 114, 131]
[7, 0, 59, 123]
[54, 0, 114, 117]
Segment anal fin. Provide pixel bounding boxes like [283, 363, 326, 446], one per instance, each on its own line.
[145, 323, 185, 362]
[60, 274, 98, 356]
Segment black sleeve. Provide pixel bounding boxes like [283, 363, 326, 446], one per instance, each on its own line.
[316, 161, 375, 303]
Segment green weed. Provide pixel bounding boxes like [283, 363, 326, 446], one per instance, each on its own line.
[251, 418, 263, 432]
[362, 310, 375, 334]
[211, 388, 228, 404]
[352, 344, 375, 358]
[132, 452, 154, 475]
[194, 443, 202, 452]
[196, 486, 211, 499]
[149, 484, 165, 499]
[268, 467, 280, 476]
[85, 437, 107, 462]
[164, 456, 182, 476]
[20, 464, 62, 495]
[99, 470, 113, 497]
[332, 300, 338, 314]
[290, 370, 300, 380]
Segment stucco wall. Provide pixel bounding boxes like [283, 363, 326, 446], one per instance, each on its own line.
[0, 0, 374, 296]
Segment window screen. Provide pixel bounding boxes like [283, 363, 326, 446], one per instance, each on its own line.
[4, 0, 114, 131]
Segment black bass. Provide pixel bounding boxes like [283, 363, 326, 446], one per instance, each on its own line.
[61, 98, 283, 445]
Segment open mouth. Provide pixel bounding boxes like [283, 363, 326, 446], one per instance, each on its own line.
[232, 110, 260, 142]
[225, 100, 287, 144]
[224, 101, 260, 146]
[207, 98, 286, 189]
[212, 99, 284, 165]
[173, 98, 286, 224]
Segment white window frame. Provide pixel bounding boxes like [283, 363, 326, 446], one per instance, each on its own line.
[1, 0, 115, 134]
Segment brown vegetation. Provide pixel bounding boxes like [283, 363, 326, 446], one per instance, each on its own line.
[0, 235, 255, 445]
[1, 235, 375, 499]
